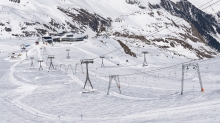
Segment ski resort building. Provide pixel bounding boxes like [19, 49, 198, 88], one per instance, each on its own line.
[52, 32, 88, 42]
[42, 36, 52, 44]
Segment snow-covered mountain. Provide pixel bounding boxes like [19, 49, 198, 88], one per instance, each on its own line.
[2, 1, 220, 123]
[1, 0, 220, 59]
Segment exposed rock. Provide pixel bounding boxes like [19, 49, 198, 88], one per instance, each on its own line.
[117, 40, 136, 57]
[57, 7, 111, 33]
[159, 0, 220, 51]
[5, 27, 12, 32]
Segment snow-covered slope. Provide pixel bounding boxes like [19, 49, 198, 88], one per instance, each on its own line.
[1, 0, 220, 122]
[1, 32, 220, 123]
[1, 0, 220, 59]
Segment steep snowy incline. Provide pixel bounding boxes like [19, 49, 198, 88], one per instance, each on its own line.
[1, 0, 220, 59]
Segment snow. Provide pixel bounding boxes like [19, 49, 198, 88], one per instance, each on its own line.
[0, 36, 220, 122]
[1, 0, 220, 122]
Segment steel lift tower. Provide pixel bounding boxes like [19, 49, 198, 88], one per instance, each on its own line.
[81, 59, 94, 92]
[100, 56, 105, 68]
[66, 49, 70, 59]
[181, 62, 204, 95]
[142, 51, 148, 66]
[107, 75, 122, 95]
[30, 57, 34, 68]
[38, 59, 44, 71]
[48, 55, 55, 71]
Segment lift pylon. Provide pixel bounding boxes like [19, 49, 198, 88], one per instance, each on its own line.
[181, 62, 204, 95]
[38, 60, 43, 71]
[66, 49, 70, 59]
[30, 57, 34, 68]
[100, 56, 105, 68]
[25, 50, 29, 60]
[20, 44, 26, 52]
[81, 59, 94, 92]
[107, 75, 121, 95]
[48, 55, 55, 71]
[142, 51, 148, 66]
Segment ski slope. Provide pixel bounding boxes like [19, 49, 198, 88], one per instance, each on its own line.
[1, 37, 220, 123]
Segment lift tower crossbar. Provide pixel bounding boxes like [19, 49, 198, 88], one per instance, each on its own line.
[81, 59, 94, 92]
[181, 62, 204, 95]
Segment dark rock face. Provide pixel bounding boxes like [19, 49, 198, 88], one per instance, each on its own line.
[159, 0, 220, 51]
[57, 7, 111, 33]
[9, 0, 20, 3]
[5, 27, 12, 32]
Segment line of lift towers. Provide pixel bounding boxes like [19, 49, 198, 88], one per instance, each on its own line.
[23, 43, 204, 95]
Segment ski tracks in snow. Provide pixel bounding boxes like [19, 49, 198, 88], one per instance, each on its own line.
[6, 44, 90, 122]
[5, 44, 220, 122]
[6, 45, 65, 121]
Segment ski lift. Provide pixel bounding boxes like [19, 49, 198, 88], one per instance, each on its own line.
[210, 5, 215, 11]
[81, 59, 94, 93]
[181, 62, 204, 95]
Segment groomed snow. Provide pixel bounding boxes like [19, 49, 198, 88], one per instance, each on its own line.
[1, 37, 220, 123]
[1, 0, 220, 122]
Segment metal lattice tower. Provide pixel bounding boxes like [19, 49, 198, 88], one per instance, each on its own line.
[181, 62, 204, 95]
[30, 57, 34, 68]
[38, 60, 43, 71]
[100, 56, 105, 68]
[107, 75, 122, 95]
[142, 51, 148, 66]
[81, 59, 94, 92]
[66, 49, 70, 59]
[48, 55, 55, 71]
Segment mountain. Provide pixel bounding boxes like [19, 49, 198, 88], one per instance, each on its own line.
[160, 0, 220, 52]
[1, 0, 220, 59]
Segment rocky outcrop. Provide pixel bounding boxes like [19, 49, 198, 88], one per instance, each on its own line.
[9, 0, 20, 3]
[57, 7, 111, 33]
[159, 0, 220, 51]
